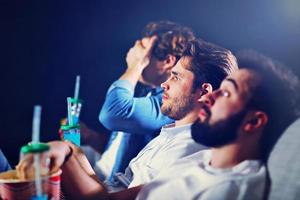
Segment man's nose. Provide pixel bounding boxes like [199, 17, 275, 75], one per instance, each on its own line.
[161, 81, 169, 90]
[202, 92, 215, 107]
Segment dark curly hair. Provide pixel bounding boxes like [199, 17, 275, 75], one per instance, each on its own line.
[142, 21, 195, 61]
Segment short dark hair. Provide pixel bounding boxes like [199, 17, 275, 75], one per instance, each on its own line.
[142, 21, 195, 61]
[183, 39, 238, 91]
[236, 50, 300, 160]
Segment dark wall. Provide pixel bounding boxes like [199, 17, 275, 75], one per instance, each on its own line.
[1, 0, 299, 165]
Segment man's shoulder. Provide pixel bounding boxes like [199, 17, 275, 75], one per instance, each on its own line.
[156, 150, 207, 177]
[148, 154, 266, 200]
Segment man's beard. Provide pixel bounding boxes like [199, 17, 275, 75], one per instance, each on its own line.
[191, 108, 247, 147]
[161, 94, 195, 120]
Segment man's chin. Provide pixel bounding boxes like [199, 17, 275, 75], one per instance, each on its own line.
[161, 105, 169, 116]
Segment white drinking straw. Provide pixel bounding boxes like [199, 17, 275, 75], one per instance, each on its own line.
[67, 97, 73, 126]
[34, 153, 43, 197]
[32, 105, 43, 197]
[74, 75, 80, 100]
[32, 105, 41, 144]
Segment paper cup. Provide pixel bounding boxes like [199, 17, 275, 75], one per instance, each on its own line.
[0, 170, 61, 200]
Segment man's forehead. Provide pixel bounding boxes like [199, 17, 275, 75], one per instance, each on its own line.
[173, 56, 192, 72]
[223, 69, 258, 92]
[179, 56, 192, 67]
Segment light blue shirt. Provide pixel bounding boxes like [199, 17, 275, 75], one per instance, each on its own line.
[99, 80, 174, 180]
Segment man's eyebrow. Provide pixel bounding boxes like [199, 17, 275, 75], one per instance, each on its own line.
[171, 71, 179, 76]
[224, 78, 239, 91]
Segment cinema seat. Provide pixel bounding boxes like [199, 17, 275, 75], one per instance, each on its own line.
[267, 118, 300, 200]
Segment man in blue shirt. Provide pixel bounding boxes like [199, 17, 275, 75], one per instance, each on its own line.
[97, 21, 195, 181]
[0, 149, 11, 173]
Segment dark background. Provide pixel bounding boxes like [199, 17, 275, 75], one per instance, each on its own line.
[1, 0, 299, 165]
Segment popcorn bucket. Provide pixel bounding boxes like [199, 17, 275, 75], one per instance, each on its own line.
[0, 170, 61, 200]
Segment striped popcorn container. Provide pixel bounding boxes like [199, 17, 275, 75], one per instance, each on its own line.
[0, 170, 61, 200]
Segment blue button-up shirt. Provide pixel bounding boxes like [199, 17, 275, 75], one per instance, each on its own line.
[99, 80, 174, 180]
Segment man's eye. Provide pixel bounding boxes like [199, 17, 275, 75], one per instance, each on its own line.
[221, 90, 230, 97]
[171, 76, 179, 81]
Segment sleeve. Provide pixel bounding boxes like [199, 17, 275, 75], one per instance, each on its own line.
[0, 150, 11, 172]
[99, 80, 173, 134]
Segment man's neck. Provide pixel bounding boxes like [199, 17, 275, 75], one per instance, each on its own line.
[210, 142, 260, 169]
[175, 110, 199, 127]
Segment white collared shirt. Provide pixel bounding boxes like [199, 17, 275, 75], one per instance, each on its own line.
[127, 123, 206, 187]
[137, 150, 266, 200]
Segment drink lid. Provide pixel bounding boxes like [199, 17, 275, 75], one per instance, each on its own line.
[21, 143, 50, 154]
[60, 124, 80, 131]
[69, 98, 83, 104]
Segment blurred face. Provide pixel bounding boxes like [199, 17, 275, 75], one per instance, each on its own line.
[160, 57, 196, 120]
[192, 69, 256, 147]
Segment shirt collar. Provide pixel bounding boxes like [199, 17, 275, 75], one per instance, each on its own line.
[160, 123, 193, 138]
[202, 150, 262, 175]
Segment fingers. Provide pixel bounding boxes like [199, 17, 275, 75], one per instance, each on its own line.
[146, 36, 158, 51]
[49, 158, 63, 175]
[141, 36, 157, 51]
[134, 35, 157, 50]
[16, 155, 34, 179]
[126, 36, 157, 69]
[134, 40, 144, 49]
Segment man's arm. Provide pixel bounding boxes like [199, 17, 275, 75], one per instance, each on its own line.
[16, 141, 144, 200]
[99, 36, 173, 134]
[61, 150, 108, 200]
[61, 144, 143, 200]
[55, 141, 143, 200]
[120, 36, 157, 86]
[99, 82, 173, 134]
[108, 186, 142, 200]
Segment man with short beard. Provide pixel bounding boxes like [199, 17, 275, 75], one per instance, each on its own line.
[135, 51, 300, 200]
[118, 39, 237, 189]
[95, 21, 194, 182]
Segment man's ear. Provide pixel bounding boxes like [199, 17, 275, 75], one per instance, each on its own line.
[197, 83, 213, 102]
[201, 83, 213, 96]
[243, 111, 268, 133]
[163, 54, 177, 69]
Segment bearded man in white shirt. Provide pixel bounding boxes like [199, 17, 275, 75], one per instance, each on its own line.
[136, 50, 300, 200]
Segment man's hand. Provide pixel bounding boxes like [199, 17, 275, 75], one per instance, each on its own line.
[126, 36, 157, 70]
[16, 141, 71, 179]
